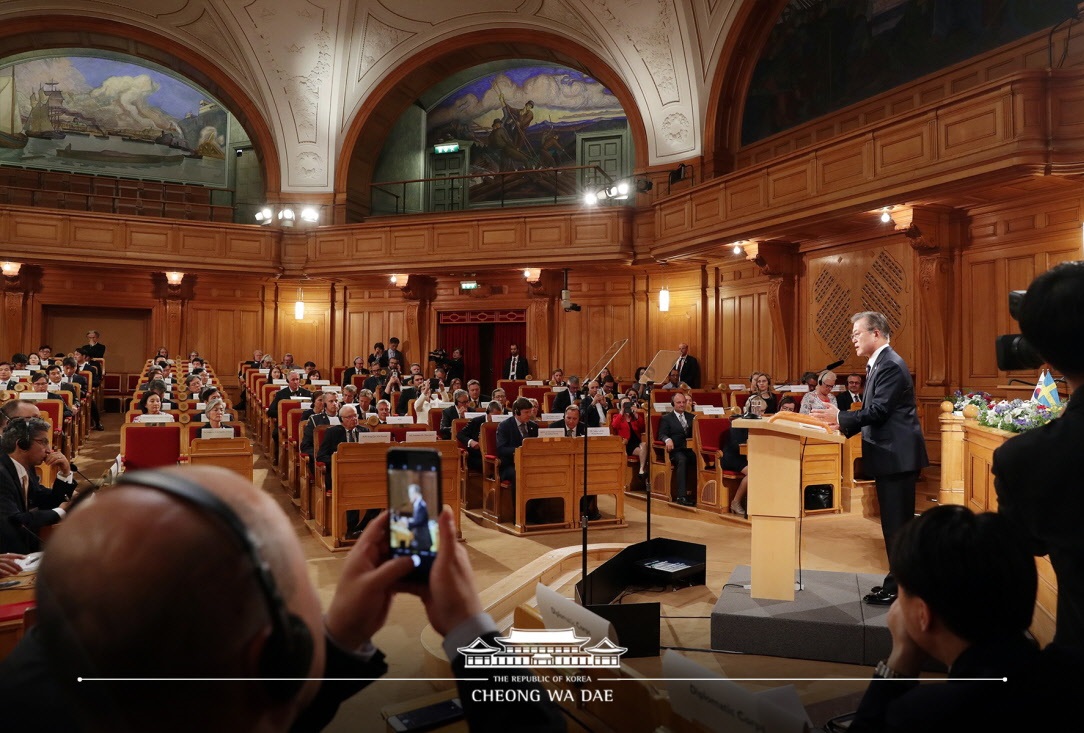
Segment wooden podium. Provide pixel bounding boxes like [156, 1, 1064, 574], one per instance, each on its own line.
[732, 414, 845, 600]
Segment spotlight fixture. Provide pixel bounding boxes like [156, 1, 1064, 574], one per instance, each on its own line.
[880, 206, 894, 225]
[732, 243, 743, 255]
[460, 280, 479, 291]
[584, 191, 598, 205]
[235, 148, 243, 158]
[300, 207, 319, 223]
[584, 177, 653, 205]
[278, 208, 296, 227]
[255, 207, 273, 224]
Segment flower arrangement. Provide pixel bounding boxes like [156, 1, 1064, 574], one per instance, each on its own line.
[977, 398, 1063, 433]
[948, 390, 993, 412]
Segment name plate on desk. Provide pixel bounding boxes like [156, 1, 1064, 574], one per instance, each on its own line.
[358, 432, 391, 443]
[12, 370, 31, 378]
[137, 414, 173, 424]
[536, 427, 566, 439]
[310, 379, 330, 386]
[490, 413, 512, 422]
[663, 651, 807, 733]
[405, 431, 438, 442]
[200, 428, 235, 440]
[700, 406, 727, 415]
[536, 584, 614, 646]
[258, 368, 270, 375]
[385, 415, 413, 424]
[541, 413, 563, 422]
[464, 412, 485, 419]
[298, 401, 312, 411]
[429, 401, 452, 409]
[19, 392, 48, 400]
[727, 383, 746, 391]
[652, 402, 672, 412]
[320, 385, 342, 393]
[160, 403, 172, 410]
[272, 379, 288, 385]
[201, 414, 235, 422]
[525, 380, 544, 386]
[587, 427, 610, 437]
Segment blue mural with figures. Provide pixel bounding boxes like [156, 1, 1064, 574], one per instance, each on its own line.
[0, 52, 231, 185]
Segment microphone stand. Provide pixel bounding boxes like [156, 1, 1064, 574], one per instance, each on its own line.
[643, 380, 654, 541]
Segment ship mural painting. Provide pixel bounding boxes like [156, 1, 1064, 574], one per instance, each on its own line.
[0, 53, 240, 186]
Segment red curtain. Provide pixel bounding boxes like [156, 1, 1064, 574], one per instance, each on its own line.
[492, 323, 528, 380]
[437, 324, 480, 382]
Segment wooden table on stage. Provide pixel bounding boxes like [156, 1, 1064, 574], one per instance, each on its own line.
[733, 418, 845, 601]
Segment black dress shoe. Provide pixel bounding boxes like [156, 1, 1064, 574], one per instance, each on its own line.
[674, 497, 695, 507]
[93, 424, 105, 431]
[587, 511, 602, 521]
[863, 589, 897, 606]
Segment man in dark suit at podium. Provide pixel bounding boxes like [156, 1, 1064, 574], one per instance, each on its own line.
[658, 392, 696, 506]
[502, 343, 529, 381]
[405, 484, 431, 551]
[815, 311, 928, 606]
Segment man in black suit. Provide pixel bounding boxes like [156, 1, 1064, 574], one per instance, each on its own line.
[29, 372, 72, 420]
[675, 342, 701, 388]
[405, 484, 431, 551]
[496, 397, 538, 485]
[397, 373, 426, 415]
[551, 375, 581, 414]
[235, 349, 263, 411]
[502, 343, 529, 381]
[301, 392, 340, 470]
[836, 372, 865, 411]
[267, 371, 312, 453]
[61, 357, 101, 430]
[816, 311, 928, 605]
[458, 401, 504, 471]
[993, 261, 1084, 654]
[439, 389, 470, 440]
[658, 392, 697, 505]
[341, 355, 367, 387]
[581, 379, 611, 428]
[45, 365, 79, 406]
[0, 465, 565, 731]
[0, 416, 75, 553]
[0, 361, 17, 391]
[367, 342, 389, 371]
[317, 405, 369, 491]
[80, 330, 106, 359]
[549, 405, 586, 437]
[464, 379, 485, 410]
[385, 337, 404, 367]
[74, 348, 100, 389]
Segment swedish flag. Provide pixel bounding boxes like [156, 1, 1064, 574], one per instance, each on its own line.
[1033, 369, 1061, 408]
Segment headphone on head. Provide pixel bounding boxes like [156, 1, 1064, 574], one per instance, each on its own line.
[117, 470, 314, 699]
[1, 416, 46, 452]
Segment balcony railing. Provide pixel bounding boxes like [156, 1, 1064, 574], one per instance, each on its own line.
[369, 164, 617, 215]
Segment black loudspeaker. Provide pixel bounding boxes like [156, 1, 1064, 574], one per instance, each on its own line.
[118, 470, 314, 699]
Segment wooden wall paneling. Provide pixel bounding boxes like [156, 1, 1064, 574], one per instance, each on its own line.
[276, 282, 332, 370]
[553, 272, 636, 380]
[717, 282, 774, 385]
[643, 266, 702, 381]
[44, 306, 152, 376]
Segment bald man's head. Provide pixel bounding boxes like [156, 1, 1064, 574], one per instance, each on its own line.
[37, 466, 323, 730]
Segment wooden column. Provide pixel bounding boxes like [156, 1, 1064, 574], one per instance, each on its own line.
[526, 269, 560, 379]
[743, 242, 797, 382]
[151, 273, 196, 360]
[400, 275, 436, 363]
[937, 402, 966, 505]
[0, 265, 41, 359]
[905, 206, 963, 389]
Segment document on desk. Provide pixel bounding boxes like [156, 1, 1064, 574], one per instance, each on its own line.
[16, 552, 43, 574]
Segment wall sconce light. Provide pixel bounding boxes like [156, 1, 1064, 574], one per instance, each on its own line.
[1, 262, 22, 277]
[732, 241, 744, 255]
[165, 271, 185, 286]
[523, 268, 541, 283]
[880, 206, 894, 225]
[300, 207, 319, 223]
[278, 208, 296, 228]
[658, 286, 670, 313]
[294, 287, 305, 320]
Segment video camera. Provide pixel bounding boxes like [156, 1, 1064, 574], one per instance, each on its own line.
[996, 290, 1045, 371]
[427, 348, 451, 368]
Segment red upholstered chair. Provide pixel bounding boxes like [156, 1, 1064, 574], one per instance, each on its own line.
[518, 386, 549, 405]
[652, 389, 680, 405]
[427, 409, 444, 433]
[332, 366, 346, 385]
[309, 424, 331, 523]
[102, 373, 124, 412]
[375, 424, 428, 442]
[496, 380, 526, 402]
[732, 391, 751, 410]
[479, 421, 511, 522]
[694, 416, 741, 513]
[120, 423, 183, 470]
[33, 400, 68, 457]
[690, 390, 726, 407]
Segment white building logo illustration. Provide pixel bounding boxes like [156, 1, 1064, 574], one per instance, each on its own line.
[457, 628, 627, 668]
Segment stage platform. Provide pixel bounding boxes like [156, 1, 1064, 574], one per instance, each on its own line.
[711, 565, 893, 666]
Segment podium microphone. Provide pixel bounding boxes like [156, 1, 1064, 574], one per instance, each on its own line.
[825, 359, 845, 371]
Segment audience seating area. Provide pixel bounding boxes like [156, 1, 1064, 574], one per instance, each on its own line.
[0, 167, 233, 222]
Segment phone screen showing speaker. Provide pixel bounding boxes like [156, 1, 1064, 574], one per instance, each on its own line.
[387, 447, 441, 580]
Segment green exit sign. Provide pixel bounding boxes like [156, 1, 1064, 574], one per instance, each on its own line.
[434, 142, 460, 154]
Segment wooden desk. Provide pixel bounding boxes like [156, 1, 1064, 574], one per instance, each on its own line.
[187, 437, 254, 483]
[512, 436, 626, 533]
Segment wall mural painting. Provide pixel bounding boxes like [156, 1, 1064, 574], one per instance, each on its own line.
[427, 65, 627, 203]
[0, 54, 229, 186]
[742, 0, 1080, 145]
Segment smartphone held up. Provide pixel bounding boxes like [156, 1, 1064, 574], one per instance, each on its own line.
[387, 447, 442, 581]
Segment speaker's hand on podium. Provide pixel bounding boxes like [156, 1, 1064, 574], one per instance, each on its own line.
[811, 403, 840, 431]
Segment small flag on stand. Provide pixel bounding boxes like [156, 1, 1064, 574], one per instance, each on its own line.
[1033, 369, 1061, 408]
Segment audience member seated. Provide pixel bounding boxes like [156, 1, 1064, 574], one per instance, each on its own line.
[800, 371, 819, 391]
[199, 386, 222, 405]
[317, 405, 369, 492]
[489, 388, 508, 414]
[29, 371, 73, 419]
[268, 364, 285, 382]
[266, 372, 312, 431]
[0, 361, 16, 390]
[778, 396, 798, 412]
[581, 380, 611, 428]
[302, 393, 340, 463]
[551, 375, 581, 413]
[10, 353, 27, 370]
[61, 357, 101, 431]
[465, 379, 484, 410]
[549, 368, 565, 386]
[45, 365, 79, 408]
[496, 397, 538, 492]
[397, 373, 427, 415]
[202, 398, 230, 430]
[303, 361, 317, 378]
[549, 405, 586, 437]
[0, 466, 565, 731]
[800, 370, 838, 414]
[723, 397, 769, 517]
[660, 368, 682, 389]
[0, 416, 76, 554]
[837, 372, 865, 411]
[357, 389, 375, 414]
[341, 384, 358, 405]
[458, 401, 505, 472]
[658, 392, 696, 506]
[751, 372, 779, 413]
[367, 341, 389, 370]
[135, 392, 174, 422]
[611, 398, 646, 476]
[375, 400, 391, 423]
[342, 356, 367, 387]
[26, 353, 42, 369]
[848, 505, 1068, 732]
[183, 373, 203, 397]
[440, 389, 469, 440]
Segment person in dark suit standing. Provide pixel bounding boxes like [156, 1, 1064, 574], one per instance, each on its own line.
[549, 406, 586, 437]
[502, 343, 529, 381]
[675, 343, 701, 388]
[80, 330, 106, 359]
[385, 337, 405, 367]
[836, 372, 865, 411]
[658, 392, 697, 505]
[405, 484, 431, 551]
[993, 261, 1084, 655]
[0, 417, 76, 553]
[496, 397, 538, 485]
[815, 311, 928, 606]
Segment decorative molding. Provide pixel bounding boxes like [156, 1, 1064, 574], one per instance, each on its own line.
[400, 274, 437, 302]
[356, 11, 414, 82]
